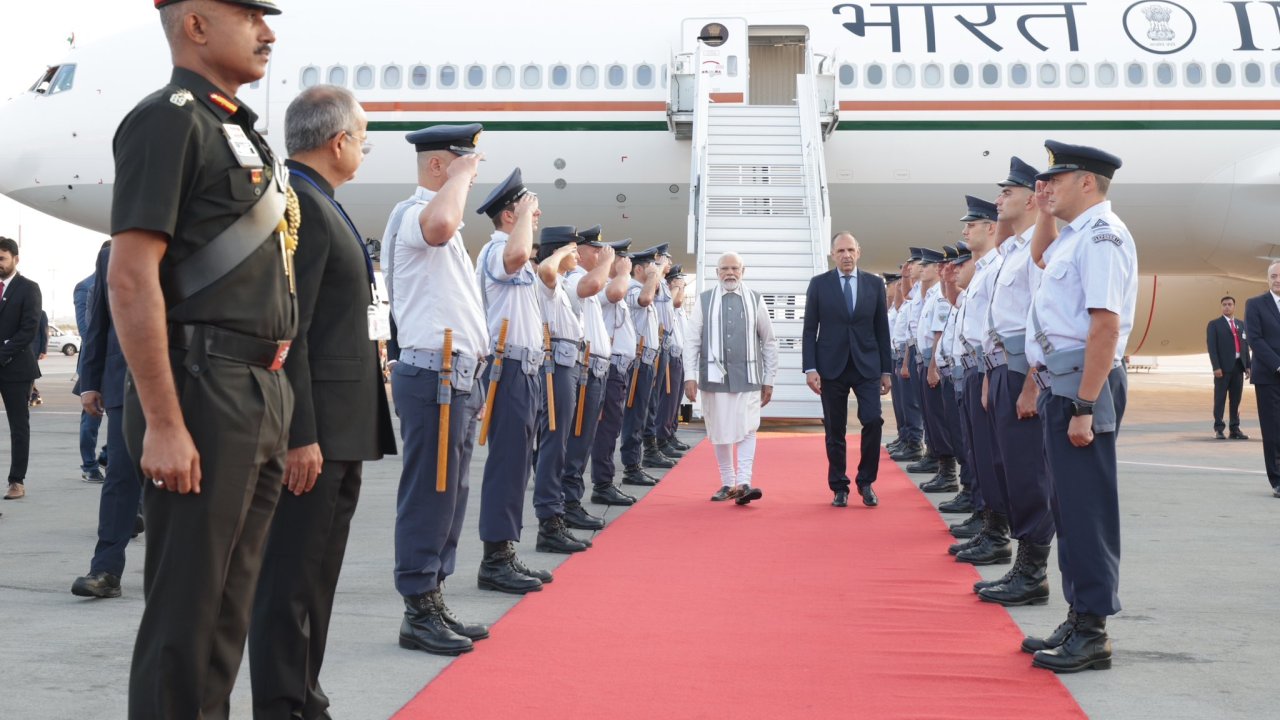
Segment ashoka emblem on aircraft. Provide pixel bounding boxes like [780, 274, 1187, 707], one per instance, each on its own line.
[1123, 1, 1196, 54]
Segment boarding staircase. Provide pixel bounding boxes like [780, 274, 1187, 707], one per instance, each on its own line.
[678, 49, 837, 419]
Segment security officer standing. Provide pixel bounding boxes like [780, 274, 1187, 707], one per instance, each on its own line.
[916, 248, 960, 492]
[892, 252, 928, 463]
[249, 85, 398, 717]
[590, 240, 642, 502]
[620, 245, 669, 484]
[1024, 140, 1136, 673]
[658, 264, 692, 456]
[110, 2, 293, 716]
[642, 244, 681, 469]
[386, 123, 491, 656]
[936, 244, 980, 521]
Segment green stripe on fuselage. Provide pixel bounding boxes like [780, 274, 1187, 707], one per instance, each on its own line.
[367, 120, 669, 132]
[369, 119, 1280, 132]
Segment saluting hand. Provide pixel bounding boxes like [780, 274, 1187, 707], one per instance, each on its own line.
[1033, 180, 1053, 215]
[284, 442, 324, 496]
[599, 245, 616, 266]
[142, 423, 202, 495]
[1068, 414, 1094, 448]
[448, 152, 484, 183]
[513, 192, 539, 217]
[614, 256, 632, 277]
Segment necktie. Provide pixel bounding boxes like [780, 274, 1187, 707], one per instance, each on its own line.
[1230, 318, 1240, 355]
[0, 280, 6, 299]
[843, 274, 855, 315]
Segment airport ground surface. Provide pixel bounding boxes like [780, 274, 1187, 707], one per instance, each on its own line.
[0, 355, 1274, 719]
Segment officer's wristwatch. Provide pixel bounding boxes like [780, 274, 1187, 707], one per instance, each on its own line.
[1070, 398, 1095, 417]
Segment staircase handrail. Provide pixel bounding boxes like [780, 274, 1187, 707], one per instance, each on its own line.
[796, 69, 832, 273]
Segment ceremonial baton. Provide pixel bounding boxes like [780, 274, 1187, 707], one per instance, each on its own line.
[544, 323, 556, 432]
[436, 329, 453, 492]
[479, 318, 509, 446]
[575, 341, 591, 437]
[660, 325, 671, 395]
[628, 336, 645, 408]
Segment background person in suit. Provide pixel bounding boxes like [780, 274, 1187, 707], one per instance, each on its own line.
[73, 271, 107, 482]
[1207, 296, 1250, 439]
[28, 310, 48, 406]
[803, 232, 893, 508]
[0, 236, 42, 501]
[1245, 262, 1280, 497]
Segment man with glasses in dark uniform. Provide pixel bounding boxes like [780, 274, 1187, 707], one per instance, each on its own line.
[110, 2, 293, 717]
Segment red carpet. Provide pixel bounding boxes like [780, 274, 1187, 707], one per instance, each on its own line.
[395, 434, 1086, 719]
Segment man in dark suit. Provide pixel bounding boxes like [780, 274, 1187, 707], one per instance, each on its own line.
[74, 271, 107, 482]
[71, 241, 144, 599]
[803, 232, 893, 508]
[1208, 296, 1250, 439]
[249, 85, 397, 719]
[1246, 263, 1280, 497]
[0, 236, 42, 501]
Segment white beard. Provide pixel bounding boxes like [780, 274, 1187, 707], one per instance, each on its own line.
[720, 279, 740, 292]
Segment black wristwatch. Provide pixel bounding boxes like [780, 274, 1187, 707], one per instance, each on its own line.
[1070, 399, 1095, 417]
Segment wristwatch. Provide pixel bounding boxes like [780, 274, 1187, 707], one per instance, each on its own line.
[1070, 399, 1095, 417]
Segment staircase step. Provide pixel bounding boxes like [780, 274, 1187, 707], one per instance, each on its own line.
[703, 228, 812, 243]
[708, 106, 801, 118]
[702, 134, 802, 147]
[708, 115, 801, 128]
[708, 126, 802, 139]
[703, 215, 812, 230]
[706, 185, 806, 198]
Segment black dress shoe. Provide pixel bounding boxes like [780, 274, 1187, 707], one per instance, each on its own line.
[478, 541, 544, 594]
[735, 486, 763, 505]
[1230, 430, 1249, 440]
[832, 490, 849, 507]
[857, 484, 878, 507]
[1022, 610, 1078, 653]
[1032, 614, 1112, 673]
[433, 589, 490, 640]
[399, 593, 473, 656]
[622, 465, 658, 487]
[591, 484, 637, 505]
[563, 501, 606, 530]
[133, 514, 145, 538]
[711, 486, 733, 502]
[71, 571, 121, 599]
[1214, 430, 1226, 440]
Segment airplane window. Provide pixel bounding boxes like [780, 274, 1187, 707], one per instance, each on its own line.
[382, 65, 402, 89]
[1273, 62, 1280, 85]
[980, 63, 1000, 87]
[50, 64, 77, 94]
[466, 65, 486, 89]
[522, 64, 542, 88]
[1214, 62, 1233, 86]
[635, 64, 655, 88]
[838, 63, 856, 87]
[1184, 63, 1203, 86]
[578, 65, 598, 88]
[300, 66, 320, 89]
[922, 63, 942, 88]
[951, 63, 971, 87]
[1096, 62, 1117, 87]
[1244, 62, 1263, 86]
[865, 63, 885, 88]
[893, 63, 914, 88]
[1067, 63, 1088, 87]
[410, 65, 430, 88]
[439, 65, 458, 89]
[355, 65, 375, 90]
[1038, 63, 1059, 87]
[1010, 63, 1029, 87]
[29, 66, 56, 94]
[727, 56, 739, 78]
[1126, 62, 1146, 86]
[1154, 63, 1174, 87]
[551, 64, 570, 88]
[661, 64, 668, 88]
[607, 64, 627, 88]
[493, 65, 514, 89]
[328, 65, 348, 87]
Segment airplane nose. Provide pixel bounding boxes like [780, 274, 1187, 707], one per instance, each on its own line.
[0, 96, 35, 197]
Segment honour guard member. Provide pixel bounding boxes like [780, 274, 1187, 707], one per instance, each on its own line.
[559, 226, 624, 525]
[975, 157, 1057, 607]
[906, 249, 945, 478]
[917, 248, 960, 492]
[658, 264, 692, 456]
[1023, 141, 1136, 673]
[620, 245, 670, 484]
[474, 168, 558, 593]
[893, 251, 930, 463]
[590, 240, 643, 502]
[111, 2, 294, 715]
[952, 197, 1014, 567]
[531, 226, 594, 552]
[884, 273, 906, 452]
[386, 123, 491, 656]
[249, 86, 398, 715]
[641, 244, 680, 469]
[936, 245, 980, 519]
[684, 253, 779, 503]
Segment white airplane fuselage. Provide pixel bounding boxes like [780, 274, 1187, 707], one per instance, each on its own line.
[1, 0, 1278, 355]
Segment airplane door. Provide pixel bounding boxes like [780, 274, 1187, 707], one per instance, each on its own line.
[681, 18, 748, 103]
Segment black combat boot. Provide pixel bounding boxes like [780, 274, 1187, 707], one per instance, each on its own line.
[591, 483, 637, 505]
[478, 541, 544, 594]
[642, 437, 676, 468]
[949, 511, 985, 542]
[980, 542, 1050, 606]
[938, 488, 974, 514]
[432, 588, 489, 641]
[399, 592, 474, 655]
[667, 436, 691, 452]
[956, 511, 1013, 565]
[563, 500, 606, 530]
[1022, 609, 1077, 653]
[1032, 614, 1111, 673]
[919, 457, 960, 493]
[973, 538, 1028, 593]
[889, 441, 925, 461]
[905, 455, 939, 474]
[537, 516, 589, 554]
[657, 438, 686, 458]
[510, 553, 553, 583]
[886, 437, 903, 453]
[622, 464, 658, 486]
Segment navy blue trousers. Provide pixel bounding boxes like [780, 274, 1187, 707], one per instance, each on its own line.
[820, 362, 884, 491]
[621, 361, 656, 467]
[889, 358, 907, 438]
[391, 363, 482, 596]
[644, 349, 672, 439]
[963, 368, 1008, 514]
[88, 407, 142, 576]
[478, 363, 540, 543]
[563, 368, 608, 502]
[899, 348, 925, 443]
[988, 365, 1055, 545]
[1040, 366, 1128, 616]
[591, 364, 631, 486]
[658, 354, 684, 442]
[919, 362, 956, 458]
[534, 362, 580, 519]
[951, 375, 982, 506]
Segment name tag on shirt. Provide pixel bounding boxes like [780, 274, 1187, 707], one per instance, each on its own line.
[222, 123, 264, 168]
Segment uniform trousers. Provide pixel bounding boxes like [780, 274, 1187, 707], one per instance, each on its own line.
[889, 355, 907, 438]
[659, 353, 685, 442]
[1213, 359, 1245, 432]
[478, 363, 540, 543]
[939, 374, 967, 472]
[620, 361, 657, 466]
[0, 380, 32, 483]
[644, 348, 672, 439]
[391, 362, 482, 596]
[1256, 383, 1280, 490]
[962, 368, 1008, 514]
[563, 367, 608, 501]
[952, 374, 983, 508]
[1039, 366, 1128, 616]
[987, 365, 1055, 545]
[919, 361, 956, 458]
[125, 358, 291, 720]
[899, 348, 925, 443]
[819, 360, 884, 492]
[250, 459, 363, 720]
[591, 364, 631, 486]
[534, 362, 580, 520]
[88, 407, 142, 577]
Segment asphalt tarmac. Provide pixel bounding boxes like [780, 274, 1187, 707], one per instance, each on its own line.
[0, 355, 1273, 719]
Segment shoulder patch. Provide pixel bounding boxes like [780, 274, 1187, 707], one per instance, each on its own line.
[169, 89, 194, 107]
[1092, 218, 1110, 230]
[1092, 232, 1123, 246]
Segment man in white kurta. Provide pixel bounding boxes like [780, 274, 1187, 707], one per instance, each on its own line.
[683, 253, 779, 505]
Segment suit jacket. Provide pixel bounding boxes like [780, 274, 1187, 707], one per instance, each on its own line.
[1207, 315, 1250, 373]
[1246, 292, 1280, 385]
[0, 274, 43, 383]
[80, 242, 128, 409]
[285, 161, 396, 461]
[802, 268, 892, 382]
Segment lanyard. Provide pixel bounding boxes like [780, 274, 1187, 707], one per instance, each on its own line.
[289, 169, 377, 291]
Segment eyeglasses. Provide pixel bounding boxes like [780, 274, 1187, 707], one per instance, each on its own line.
[344, 131, 373, 156]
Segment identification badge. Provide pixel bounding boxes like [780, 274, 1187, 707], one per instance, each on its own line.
[222, 123, 264, 168]
[368, 303, 392, 341]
